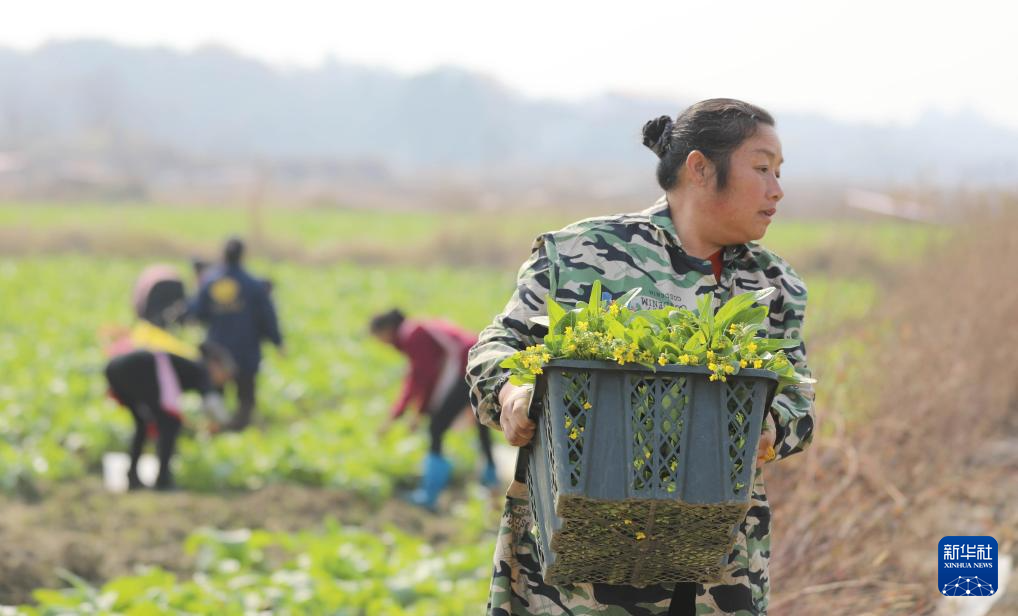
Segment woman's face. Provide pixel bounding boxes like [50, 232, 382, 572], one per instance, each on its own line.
[706, 124, 784, 245]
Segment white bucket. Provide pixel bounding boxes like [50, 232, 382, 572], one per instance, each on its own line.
[102, 452, 160, 492]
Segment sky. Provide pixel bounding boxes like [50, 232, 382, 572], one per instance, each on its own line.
[3, 0, 1018, 129]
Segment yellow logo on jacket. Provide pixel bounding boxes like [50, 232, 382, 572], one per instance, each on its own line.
[210, 278, 239, 306]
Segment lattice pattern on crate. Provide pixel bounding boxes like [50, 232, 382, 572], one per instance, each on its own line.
[542, 385, 558, 497]
[546, 495, 748, 586]
[525, 466, 547, 566]
[723, 380, 754, 496]
[560, 371, 592, 488]
[658, 377, 687, 493]
[630, 377, 655, 491]
[629, 376, 688, 493]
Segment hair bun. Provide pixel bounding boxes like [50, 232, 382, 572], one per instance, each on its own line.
[642, 115, 674, 158]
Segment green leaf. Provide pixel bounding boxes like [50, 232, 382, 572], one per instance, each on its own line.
[552, 311, 577, 335]
[735, 306, 769, 328]
[607, 319, 628, 339]
[660, 341, 684, 354]
[588, 280, 602, 317]
[509, 373, 535, 386]
[755, 338, 803, 352]
[696, 293, 715, 339]
[32, 589, 81, 607]
[546, 296, 567, 330]
[714, 287, 774, 330]
[617, 287, 642, 308]
[683, 331, 707, 353]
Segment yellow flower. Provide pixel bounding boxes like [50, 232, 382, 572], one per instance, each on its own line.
[635, 532, 647, 541]
[542, 353, 551, 362]
[567, 344, 578, 352]
[565, 326, 573, 335]
[678, 354, 690, 365]
[709, 374, 718, 382]
[707, 350, 715, 360]
[724, 364, 735, 374]
[532, 367, 543, 375]
[728, 324, 739, 334]
[644, 450, 651, 459]
[753, 359, 763, 369]
[708, 362, 717, 371]
[577, 322, 588, 331]
[609, 303, 620, 317]
[583, 401, 592, 410]
[657, 355, 667, 366]
[720, 375, 727, 382]
[739, 359, 748, 368]
[670, 460, 678, 471]
[564, 417, 572, 428]
[623, 519, 633, 525]
[569, 428, 579, 440]
[747, 343, 758, 353]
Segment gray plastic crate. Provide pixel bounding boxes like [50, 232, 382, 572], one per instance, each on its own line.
[522, 359, 778, 587]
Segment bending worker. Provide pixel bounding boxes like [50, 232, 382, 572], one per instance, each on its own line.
[105, 343, 234, 490]
[372, 308, 498, 511]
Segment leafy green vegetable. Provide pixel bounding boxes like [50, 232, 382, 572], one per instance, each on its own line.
[501, 282, 815, 394]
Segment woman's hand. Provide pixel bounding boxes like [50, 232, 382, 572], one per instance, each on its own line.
[498, 383, 536, 447]
[757, 413, 777, 466]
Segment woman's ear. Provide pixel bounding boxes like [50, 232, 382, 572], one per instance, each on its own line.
[684, 150, 715, 188]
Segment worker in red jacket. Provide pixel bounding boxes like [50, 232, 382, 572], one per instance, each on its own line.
[371, 309, 497, 510]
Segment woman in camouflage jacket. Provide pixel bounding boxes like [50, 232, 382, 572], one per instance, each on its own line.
[466, 99, 816, 616]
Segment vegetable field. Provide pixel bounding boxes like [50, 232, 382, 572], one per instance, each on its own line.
[0, 203, 960, 614]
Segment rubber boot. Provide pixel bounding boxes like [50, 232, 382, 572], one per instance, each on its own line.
[480, 462, 498, 489]
[126, 469, 145, 491]
[154, 468, 177, 492]
[408, 453, 452, 512]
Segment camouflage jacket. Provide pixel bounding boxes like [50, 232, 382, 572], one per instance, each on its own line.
[467, 197, 814, 463]
[466, 197, 816, 615]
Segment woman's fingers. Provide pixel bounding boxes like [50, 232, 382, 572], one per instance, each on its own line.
[502, 394, 536, 446]
[756, 428, 776, 465]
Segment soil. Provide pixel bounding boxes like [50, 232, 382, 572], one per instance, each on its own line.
[0, 478, 488, 606]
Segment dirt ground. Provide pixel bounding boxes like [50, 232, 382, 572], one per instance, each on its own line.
[0, 478, 489, 606]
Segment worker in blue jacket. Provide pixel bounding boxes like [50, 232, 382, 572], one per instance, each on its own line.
[192, 237, 284, 431]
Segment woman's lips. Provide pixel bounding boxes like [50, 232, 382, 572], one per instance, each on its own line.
[760, 208, 777, 219]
